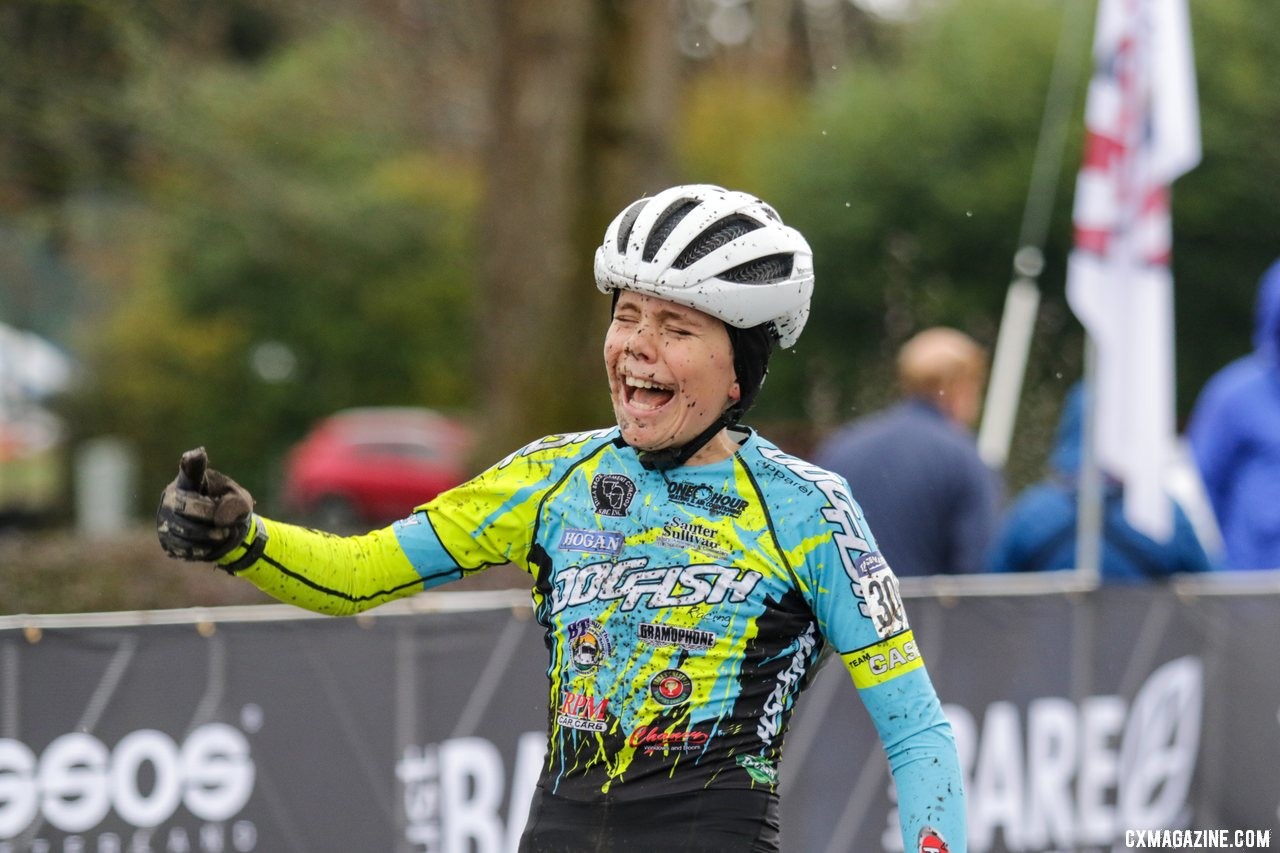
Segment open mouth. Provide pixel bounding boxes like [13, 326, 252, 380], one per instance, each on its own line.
[623, 374, 676, 411]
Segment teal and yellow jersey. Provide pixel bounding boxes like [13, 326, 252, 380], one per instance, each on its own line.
[226, 426, 965, 850]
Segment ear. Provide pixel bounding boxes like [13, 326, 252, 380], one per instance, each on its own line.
[728, 380, 742, 405]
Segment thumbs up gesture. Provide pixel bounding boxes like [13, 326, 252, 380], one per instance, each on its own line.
[156, 447, 256, 563]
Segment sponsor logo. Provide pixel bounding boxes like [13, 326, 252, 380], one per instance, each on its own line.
[549, 558, 763, 616]
[567, 618, 612, 673]
[919, 826, 950, 853]
[591, 474, 636, 517]
[637, 622, 716, 651]
[655, 517, 729, 557]
[397, 732, 546, 853]
[557, 692, 609, 732]
[845, 631, 922, 689]
[756, 447, 874, 616]
[753, 458, 814, 495]
[854, 550, 888, 578]
[943, 656, 1203, 852]
[559, 528, 624, 556]
[628, 726, 709, 754]
[664, 482, 749, 518]
[735, 754, 778, 786]
[648, 670, 693, 706]
[758, 622, 818, 745]
[0, 723, 255, 845]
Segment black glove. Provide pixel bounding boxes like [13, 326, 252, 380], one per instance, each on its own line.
[156, 447, 256, 564]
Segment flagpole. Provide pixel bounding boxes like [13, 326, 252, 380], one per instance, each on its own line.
[1076, 340, 1103, 584]
[977, 0, 1094, 470]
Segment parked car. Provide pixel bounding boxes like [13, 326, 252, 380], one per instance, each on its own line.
[280, 407, 473, 532]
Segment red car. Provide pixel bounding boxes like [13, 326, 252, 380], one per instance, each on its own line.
[280, 407, 473, 532]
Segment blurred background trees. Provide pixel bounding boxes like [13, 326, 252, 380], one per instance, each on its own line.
[1, 0, 1277, 532]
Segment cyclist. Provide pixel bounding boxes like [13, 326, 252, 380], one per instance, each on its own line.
[158, 184, 966, 853]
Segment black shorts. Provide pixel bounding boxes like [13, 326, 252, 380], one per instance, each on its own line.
[518, 787, 781, 853]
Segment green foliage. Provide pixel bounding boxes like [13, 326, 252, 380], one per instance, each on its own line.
[677, 0, 1082, 486]
[62, 16, 480, 508]
[678, 0, 1280, 490]
[14, 0, 1280, 521]
[753, 0, 1071, 421]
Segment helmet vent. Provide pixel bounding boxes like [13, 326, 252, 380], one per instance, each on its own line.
[642, 200, 699, 262]
[719, 253, 794, 284]
[673, 215, 762, 270]
[616, 199, 649, 253]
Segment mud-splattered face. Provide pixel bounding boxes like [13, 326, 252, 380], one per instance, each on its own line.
[604, 291, 740, 462]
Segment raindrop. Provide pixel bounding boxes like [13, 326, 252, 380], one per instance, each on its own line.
[241, 703, 265, 733]
[965, 210, 973, 218]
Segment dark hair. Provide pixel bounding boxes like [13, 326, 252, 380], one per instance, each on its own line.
[725, 323, 774, 421]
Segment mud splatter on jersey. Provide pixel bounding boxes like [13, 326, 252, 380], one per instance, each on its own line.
[234, 426, 965, 848]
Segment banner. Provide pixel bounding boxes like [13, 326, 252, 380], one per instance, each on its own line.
[1, 582, 1277, 852]
[1066, 0, 1201, 540]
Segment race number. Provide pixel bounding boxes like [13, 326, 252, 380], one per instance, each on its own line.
[858, 567, 907, 639]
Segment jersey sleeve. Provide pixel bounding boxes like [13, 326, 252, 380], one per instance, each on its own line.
[776, 460, 968, 853]
[219, 432, 601, 615]
[221, 516, 429, 615]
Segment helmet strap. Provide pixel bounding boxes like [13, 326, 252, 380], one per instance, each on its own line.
[636, 411, 737, 472]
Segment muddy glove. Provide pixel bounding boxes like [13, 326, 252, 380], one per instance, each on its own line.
[156, 447, 258, 567]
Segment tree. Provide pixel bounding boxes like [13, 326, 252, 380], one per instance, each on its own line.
[678, 0, 1280, 489]
[474, 0, 684, 459]
[63, 13, 481, 508]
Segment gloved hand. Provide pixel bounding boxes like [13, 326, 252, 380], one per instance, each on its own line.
[156, 447, 256, 563]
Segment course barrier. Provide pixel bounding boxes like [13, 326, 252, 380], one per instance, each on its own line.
[1, 573, 1277, 852]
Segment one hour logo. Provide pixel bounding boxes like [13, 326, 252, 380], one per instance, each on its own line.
[665, 481, 749, 518]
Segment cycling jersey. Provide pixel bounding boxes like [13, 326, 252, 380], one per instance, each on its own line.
[225, 426, 966, 852]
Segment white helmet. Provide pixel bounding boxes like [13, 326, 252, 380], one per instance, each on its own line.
[594, 184, 814, 348]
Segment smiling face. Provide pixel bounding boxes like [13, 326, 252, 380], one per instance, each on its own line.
[604, 291, 742, 465]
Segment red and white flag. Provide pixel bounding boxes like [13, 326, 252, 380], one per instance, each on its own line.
[1066, 0, 1201, 540]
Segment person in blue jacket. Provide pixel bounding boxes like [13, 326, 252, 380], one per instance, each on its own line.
[986, 384, 1213, 581]
[1186, 258, 1280, 571]
[813, 327, 1001, 577]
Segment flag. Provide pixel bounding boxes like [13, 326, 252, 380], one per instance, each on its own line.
[1066, 0, 1201, 541]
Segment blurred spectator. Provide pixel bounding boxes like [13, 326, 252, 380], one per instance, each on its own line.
[1186, 259, 1280, 571]
[813, 327, 1000, 576]
[987, 384, 1214, 581]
